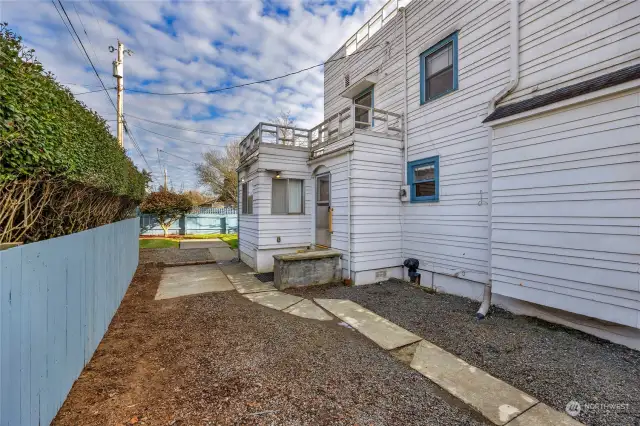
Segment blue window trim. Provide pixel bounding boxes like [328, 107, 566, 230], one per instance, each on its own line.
[354, 86, 374, 127]
[420, 32, 458, 105]
[408, 156, 439, 202]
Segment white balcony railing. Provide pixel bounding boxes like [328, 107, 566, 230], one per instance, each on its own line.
[239, 106, 403, 162]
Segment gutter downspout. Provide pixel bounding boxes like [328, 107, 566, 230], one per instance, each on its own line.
[477, 0, 520, 320]
[399, 6, 409, 282]
[347, 150, 352, 283]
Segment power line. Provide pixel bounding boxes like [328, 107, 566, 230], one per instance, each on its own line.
[125, 44, 382, 96]
[51, 0, 84, 58]
[128, 123, 224, 147]
[158, 149, 199, 165]
[55, 0, 152, 173]
[72, 87, 116, 95]
[55, 0, 117, 112]
[72, 2, 101, 67]
[124, 113, 245, 137]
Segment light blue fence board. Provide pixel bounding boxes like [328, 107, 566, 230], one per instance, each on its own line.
[140, 213, 238, 235]
[0, 218, 138, 426]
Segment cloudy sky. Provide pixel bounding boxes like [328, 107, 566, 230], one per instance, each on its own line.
[1, 0, 386, 191]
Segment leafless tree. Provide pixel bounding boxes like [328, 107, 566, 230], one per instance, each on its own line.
[269, 109, 297, 145]
[196, 139, 240, 204]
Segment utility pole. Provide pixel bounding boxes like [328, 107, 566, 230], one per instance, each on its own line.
[110, 41, 132, 148]
[164, 167, 168, 191]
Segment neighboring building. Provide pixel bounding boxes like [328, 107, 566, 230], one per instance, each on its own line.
[237, 0, 640, 346]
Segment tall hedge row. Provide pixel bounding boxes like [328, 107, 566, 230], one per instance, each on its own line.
[0, 23, 148, 200]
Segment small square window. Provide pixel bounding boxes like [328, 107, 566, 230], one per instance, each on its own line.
[408, 157, 439, 202]
[271, 178, 304, 214]
[420, 33, 458, 104]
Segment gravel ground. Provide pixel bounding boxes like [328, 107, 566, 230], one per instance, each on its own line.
[139, 247, 213, 265]
[287, 281, 640, 426]
[53, 264, 486, 425]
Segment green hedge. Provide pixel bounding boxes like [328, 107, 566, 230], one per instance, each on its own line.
[0, 23, 148, 200]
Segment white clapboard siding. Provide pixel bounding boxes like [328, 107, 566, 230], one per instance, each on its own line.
[239, 146, 312, 266]
[491, 90, 640, 328]
[503, 0, 640, 103]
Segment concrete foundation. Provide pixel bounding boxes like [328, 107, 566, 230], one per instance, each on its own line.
[273, 250, 341, 290]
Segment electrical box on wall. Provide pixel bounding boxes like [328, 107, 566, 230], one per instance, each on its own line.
[400, 185, 409, 202]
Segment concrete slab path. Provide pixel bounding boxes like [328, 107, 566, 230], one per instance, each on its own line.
[155, 264, 234, 300]
[244, 291, 303, 311]
[315, 299, 422, 350]
[410, 340, 538, 425]
[208, 246, 236, 261]
[179, 239, 229, 249]
[283, 299, 333, 321]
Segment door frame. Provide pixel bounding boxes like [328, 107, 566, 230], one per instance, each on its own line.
[315, 172, 331, 248]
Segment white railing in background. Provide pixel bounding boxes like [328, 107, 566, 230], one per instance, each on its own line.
[240, 107, 403, 161]
[239, 122, 310, 159]
[345, 0, 412, 56]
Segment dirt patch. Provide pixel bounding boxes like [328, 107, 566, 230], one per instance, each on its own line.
[286, 281, 640, 426]
[53, 264, 486, 425]
[139, 248, 213, 265]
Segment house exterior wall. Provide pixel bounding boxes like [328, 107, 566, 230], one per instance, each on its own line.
[503, 0, 640, 104]
[239, 145, 312, 272]
[317, 0, 640, 333]
[350, 132, 403, 282]
[490, 88, 640, 329]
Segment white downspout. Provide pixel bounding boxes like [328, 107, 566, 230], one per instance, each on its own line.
[399, 6, 409, 282]
[477, 0, 520, 319]
[400, 6, 409, 181]
[347, 150, 352, 283]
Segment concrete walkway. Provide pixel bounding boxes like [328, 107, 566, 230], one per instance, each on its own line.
[160, 259, 583, 426]
[155, 264, 234, 300]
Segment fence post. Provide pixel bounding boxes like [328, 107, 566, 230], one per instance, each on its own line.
[221, 217, 227, 234]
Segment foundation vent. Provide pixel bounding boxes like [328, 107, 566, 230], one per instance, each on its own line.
[375, 270, 387, 279]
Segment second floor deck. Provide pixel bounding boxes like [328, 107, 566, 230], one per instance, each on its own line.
[239, 105, 403, 163]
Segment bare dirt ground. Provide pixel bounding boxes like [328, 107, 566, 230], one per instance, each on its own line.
[287, 280, 640, 426]
[139, 248, 213, 265]
[53, 264, 486, 426]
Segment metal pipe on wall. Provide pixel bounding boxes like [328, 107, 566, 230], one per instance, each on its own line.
[477, 0, 520, 319]
[347, 149, 352, 282]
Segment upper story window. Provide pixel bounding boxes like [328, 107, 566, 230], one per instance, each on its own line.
[408, 156, 439, 202]
[420, 32, 458, 104]
[272, 178, 304, 214]
[354, 87, 373, 129]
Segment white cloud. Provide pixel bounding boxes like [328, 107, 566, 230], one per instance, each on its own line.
[2, 0, 386, 191]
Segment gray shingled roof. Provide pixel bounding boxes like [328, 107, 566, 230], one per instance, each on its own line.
[484, 64, 640, 123]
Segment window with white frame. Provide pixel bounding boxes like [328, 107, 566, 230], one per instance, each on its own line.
[420, 32, 458, 103]
[272, 179, 304, 214]
[241, 182, 253, 214]
[408, 156, 439, 202]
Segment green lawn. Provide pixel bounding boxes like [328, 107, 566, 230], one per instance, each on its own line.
[139, 233, 238, 249]
[139, 238, 179, 249]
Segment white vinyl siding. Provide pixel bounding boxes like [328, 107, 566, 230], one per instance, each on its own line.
[490, 90, 640, 328]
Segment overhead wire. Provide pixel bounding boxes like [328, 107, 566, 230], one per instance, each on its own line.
[124, 113, 245, 137]
[124, 44, 383, 96]
[158, 149, 199, 165]
[54, 0, 152, 174]
[127, 123, 224, 147]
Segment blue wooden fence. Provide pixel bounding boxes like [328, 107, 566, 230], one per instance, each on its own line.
[140, 213, 238, 236]
[0, 218, 139, 426]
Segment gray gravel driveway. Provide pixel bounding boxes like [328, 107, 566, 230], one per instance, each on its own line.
[287, 280, 640, 426]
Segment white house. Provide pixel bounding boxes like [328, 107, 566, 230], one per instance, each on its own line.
[237, 0, 640, 347]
